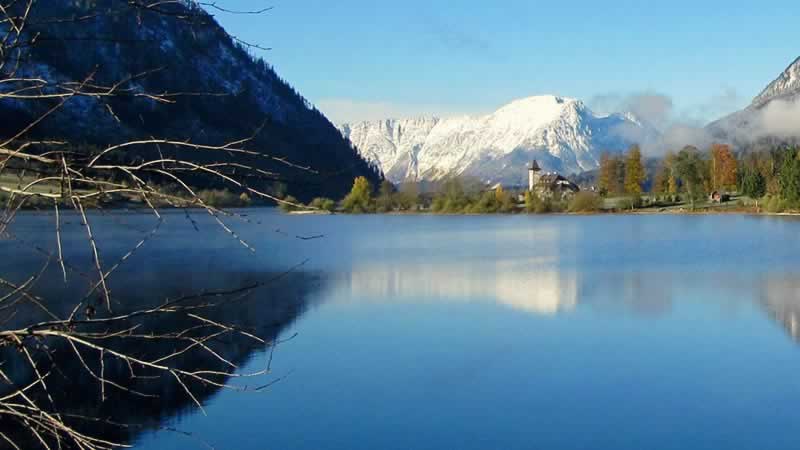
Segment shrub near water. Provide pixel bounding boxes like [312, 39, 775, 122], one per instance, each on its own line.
[279, 195, 301, 212]
[568, 192, 603, 213]
[764, 195, 796, 213]
[618, 195, 643, 211]
[197, 189, 250, 208]
[467, 187, 515, 213]
[310, 197, 336, 212]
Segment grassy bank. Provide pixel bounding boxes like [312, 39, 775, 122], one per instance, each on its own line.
[0, 172, 255, 210]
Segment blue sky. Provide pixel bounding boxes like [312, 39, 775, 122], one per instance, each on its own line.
[214, 1, 799, 124]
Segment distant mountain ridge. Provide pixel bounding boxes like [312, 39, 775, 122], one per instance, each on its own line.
[0, 0, 379, 200]
[340, 96, 656, 185]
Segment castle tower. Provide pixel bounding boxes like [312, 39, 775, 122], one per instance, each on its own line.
[528, 160, 542, 192]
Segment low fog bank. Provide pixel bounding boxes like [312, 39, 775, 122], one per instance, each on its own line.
[591, 92, 800, 156]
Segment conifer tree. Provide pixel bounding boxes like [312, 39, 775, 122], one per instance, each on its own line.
[742, 167, 766, 209]
[778, 148, 800, 204]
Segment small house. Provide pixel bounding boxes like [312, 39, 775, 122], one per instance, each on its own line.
[709, 191, 731, 203]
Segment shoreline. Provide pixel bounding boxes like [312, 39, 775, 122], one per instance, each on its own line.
[284, 208, 800, 217]
[11, 204, 800, 217]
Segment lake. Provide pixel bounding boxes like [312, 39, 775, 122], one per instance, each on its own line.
[4, 210, 800, 450]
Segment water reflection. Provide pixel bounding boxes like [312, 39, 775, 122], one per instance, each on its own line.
[0, 265, 323, 448]
[8, 212, 800, 450]
[334, 262, 687, 318]
[337, 260, 579, 315]
[760, 275, 800, 342]
[579, 271, 674, 318]
[334, 262, 800, 329]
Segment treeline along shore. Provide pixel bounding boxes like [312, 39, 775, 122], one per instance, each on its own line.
[281, 142, 800, 215]
[5, 143, 799, 216]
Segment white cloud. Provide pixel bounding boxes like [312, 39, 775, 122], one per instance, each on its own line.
[590, 88, 745, 129]
[684, 87, 743, 124]
[758, 98, 800, 138]
[589, 89, 750, 155]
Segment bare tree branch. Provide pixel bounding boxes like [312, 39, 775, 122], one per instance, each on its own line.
[0, 1, 311, 448]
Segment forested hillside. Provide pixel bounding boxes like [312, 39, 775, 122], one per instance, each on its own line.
[0, 0, 380, 200]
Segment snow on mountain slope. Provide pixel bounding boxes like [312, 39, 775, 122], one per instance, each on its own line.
[752, 56, 800, 108]
[340, 96, 654, 185]
[707, 56, 800, 143]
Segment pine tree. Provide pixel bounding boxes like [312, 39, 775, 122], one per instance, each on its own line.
[741, 167, 766, 210]
[779, 148, 800, 205]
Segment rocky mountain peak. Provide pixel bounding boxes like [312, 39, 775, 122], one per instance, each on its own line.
[341, 95, 654, 184]
[751, 56, 800, 108]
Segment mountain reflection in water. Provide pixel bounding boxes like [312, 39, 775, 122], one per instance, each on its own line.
[760, 275, 800, 342]
[332, 262, 686, 319]
[0, 227, 324, 448]
[0, 273, 321, 443]
[336, 261, 578, 315]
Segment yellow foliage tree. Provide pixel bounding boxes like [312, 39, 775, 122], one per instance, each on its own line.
[342, 176, 373, 213]
[624, 145, 646, 196]
[495, 186, 506, 203]
[664, 152, 678, 194]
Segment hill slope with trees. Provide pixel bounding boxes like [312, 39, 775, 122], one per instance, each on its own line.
[0, 0, 380, 200]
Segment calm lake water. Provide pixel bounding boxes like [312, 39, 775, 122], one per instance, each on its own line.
[5, 210, 800, 449]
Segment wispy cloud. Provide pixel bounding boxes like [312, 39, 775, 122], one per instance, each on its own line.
[590, 89, 745, 128]
[718, 98, 800, 143]
[423, 16, 493, 55]
[684, 87, 743, 124]
[589, 89, 749, 155]
[315, 98, 479, 125]
[590, 92, 677, 129]
[758, 99, 800, 137]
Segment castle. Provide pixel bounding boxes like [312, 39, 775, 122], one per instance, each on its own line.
[528, 160, 580, 198]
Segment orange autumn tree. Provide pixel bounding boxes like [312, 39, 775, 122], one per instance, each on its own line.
[597, 152, 624, 195]
[710, 144, 738, 192]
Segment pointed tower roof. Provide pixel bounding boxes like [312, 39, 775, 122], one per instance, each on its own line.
[529, 160, 541, 172]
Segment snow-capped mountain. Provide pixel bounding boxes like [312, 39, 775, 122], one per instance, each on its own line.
[340, 96, 656, 184]
[707, 56, 800, 143]
[752, 56, 800, 107]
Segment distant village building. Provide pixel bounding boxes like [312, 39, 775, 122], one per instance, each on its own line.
[709, 191, 731, 203]
[528, 160, 580, 198]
